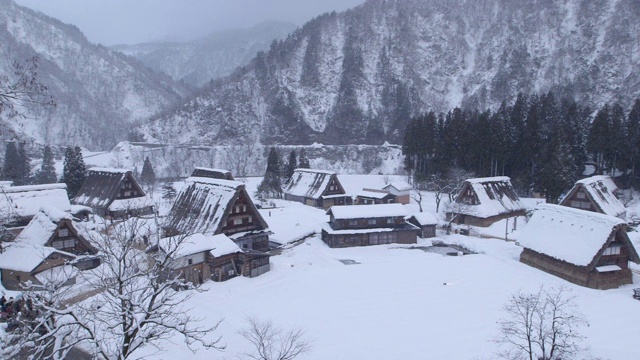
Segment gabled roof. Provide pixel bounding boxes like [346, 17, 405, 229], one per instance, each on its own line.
[15, 206, 72, 247]
[407, 212, 439, 226]
[455, 176, 525, 218]
[328, 203, 408, 220]
[0, 184, 71, 222]
[284, 169, 341, 200]
[74, 168, 146, 209]
[357, 190, 393, 200]
[191, 167, 234, 180]
[165, 177, 268, 236]
[383, 181, 412, 192]
[158, 233, 240, 258]
[560, 175, 625, 218]
[0, 244, 75, 273]
[518, 204, 639, 267]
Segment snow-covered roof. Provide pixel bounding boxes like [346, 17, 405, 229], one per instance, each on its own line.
[284, 169, 340, 200]
[165, 177, 250, 235]
[456, 177, 525, 218]
[383, 181, 412, 192]
[34, 265, 78, 284]
[357, 190, 392, 199]
[191, 167, 234, 180]
[0, 244, 70, 272]
[0, 184, 71, 221]
[518, 204, 626, 266]
[209, 234, 242, 257]
[328, 204, 408, 220]
[561, 175, 625, 218]
[74, 168, 146, 209]
[407, 212, 439, 226]
[320, 222, 396, 235]
[0, 181, 14, 188]
[14, 206, 72, 247]
[108, 195, 153, 212]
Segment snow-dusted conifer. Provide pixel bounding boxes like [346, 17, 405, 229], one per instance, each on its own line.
[35, 145, 57, 184]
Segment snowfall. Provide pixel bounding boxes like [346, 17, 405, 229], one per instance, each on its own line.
[4, 174, 640, 360]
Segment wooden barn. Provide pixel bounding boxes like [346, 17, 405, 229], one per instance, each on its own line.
[518, 204, 640, 290]
[355, 189, 396, 205]
[382, 181, 412, 204]
[158, 233, 270, 284]
[321, 204, 418, 248]
[190, 167, 234, 181]
[73, 168, 154, 219]
[559, 175, 625, 219]
[0, 244, 77, 290]
[406, 212, 439, 238]
[0, 183, 71, 229]
[284, 169, 352, 209]
[164, 176, 271, 251]
[445, 176, 526, 227]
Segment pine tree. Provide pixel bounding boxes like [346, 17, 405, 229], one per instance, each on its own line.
[257, 147, 283, 198]
[285, 150, 297, 181]
[16, 142, 31, 185]
[35, 145, 57, 184]
[626, 99, 640, 186]
[298, 148, 310, 168]
[140, 157, 156, 186]
[2, 142, 19, 184]
[61, 146, 86, 198]
[587, 105, 611, 174]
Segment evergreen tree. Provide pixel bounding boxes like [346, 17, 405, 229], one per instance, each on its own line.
[285, 150, 297, 181]
[587, 105, 611, 174]
[298, 148, 310, 168]
[626, 99, 640, 186]
[140, 157, 156, 186]
[2, 142, 19, 184]
[257, 147, 283, 198]
[61, 146, 86, 198]
[35, 145, 57, 184]
[16, 142, 31, 185]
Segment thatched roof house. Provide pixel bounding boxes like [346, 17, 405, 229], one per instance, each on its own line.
[446, 176, 526, 227]
[518, 204, 640, 290]
[73, 168, 154, 219]
[165, 177, 270, 251]
[284, 169, 352, 209]
[559, 175, 625, 219]
[190, 167, 234, 181]
[0, 183, 70, 227]
[0, 244, 77, 290]
[15, 206, 97, 256]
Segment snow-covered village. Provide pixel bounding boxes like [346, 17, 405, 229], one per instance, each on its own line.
[2, 0, 640, 359]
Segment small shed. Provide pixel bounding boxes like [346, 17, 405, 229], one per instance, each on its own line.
[446, 176, 526, 227]
[284, 169, 352, 209]
[559, 175, 625, 219]
[190, 167, 235, 181]
[73, 168, 154, 219]
[518, 204, 640, 290]
[382, 181, 412, 204]
[356, 189, 396, 205]
[406, 212, 439, 238]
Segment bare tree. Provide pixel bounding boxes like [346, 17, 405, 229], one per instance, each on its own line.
[411, 188, 425, 212]
[240, 317, 312, 360]
[495, 286, 589, 360]
[1, 215, 224, 360]
[0, 56, 55, 120]
[223, 136, 260, 179]
[444, 199, 471, 234]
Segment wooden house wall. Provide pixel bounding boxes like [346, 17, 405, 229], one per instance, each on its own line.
[331, 216, 406, 231]
[321, 228, 417, 248]
[208, 253, 241, 282]
[221, 191, 265, 236]
[560, 187, 598, 212]
[1, 269, 36, 290]
[47, 220, 96, 255]
[233, 232, 269, 251]
[520, 249, 633, 290]
[447, 210, 525, 227]
[321, 196, 352, 210]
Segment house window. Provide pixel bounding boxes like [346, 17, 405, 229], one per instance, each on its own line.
[52, 239, 76, 249]
[349, 220, 358, 226]
[386, 218, 394, 224]
[233, 218, 243, 225]
[188, 259, 193, 265]
[58, 228, 69, 237]
[124, 191, 132, 197]
[367, 219, 377, 225]
[247, 216, 253, 223]
[576, 191, 586, 199]
[603, 246, 621, 256]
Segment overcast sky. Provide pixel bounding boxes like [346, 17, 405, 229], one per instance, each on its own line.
[15, 0, 367, 46]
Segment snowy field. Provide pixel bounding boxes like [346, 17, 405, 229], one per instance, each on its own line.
[128, 175, 640, 360]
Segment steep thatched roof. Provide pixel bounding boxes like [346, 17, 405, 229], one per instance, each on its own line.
[284, 169, 341, 200]
[73, 168, 145, 209]
[0, 184, 70, 224]
[165, 177, 267, 236]
[560, 175, 625, 218]
[454, 176, 525, 218]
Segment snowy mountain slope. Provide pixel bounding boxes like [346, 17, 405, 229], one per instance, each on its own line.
[110, 21, 297, 88]
[0, 0, 190, 150]
[143, 0, 640, 146]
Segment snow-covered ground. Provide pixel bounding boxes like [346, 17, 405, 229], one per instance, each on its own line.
[131, 175, 640, 360]
[4, 175, 640, 359]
